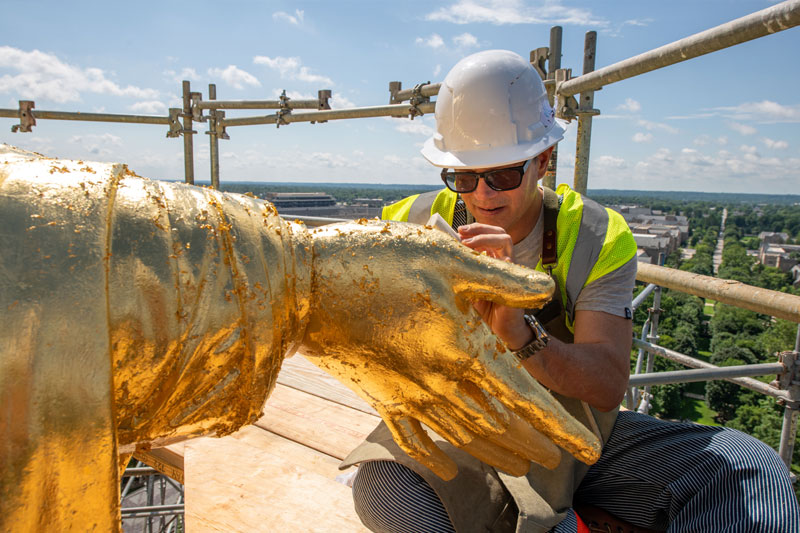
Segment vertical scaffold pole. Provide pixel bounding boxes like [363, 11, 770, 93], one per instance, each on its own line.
[182, 81, 195, 185]
[543, 26, 562, 190]
[208, 84, 220, 190]
[573, 31, 597, 196]
[778, 339, 800, 472]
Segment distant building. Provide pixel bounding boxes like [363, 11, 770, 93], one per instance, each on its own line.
[263, 192, 384, 218]
[265, 192, 337, 209]
[792, 264, 800, 288]
[609, 205, 689, 264]
[758, 232, 789, 245]
[759, 242, 800, 272]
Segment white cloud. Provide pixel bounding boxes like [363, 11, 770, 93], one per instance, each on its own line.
[739, 144, 758, 155]
[632, 132, 653, 143]
[727, 121, 757, 136]
[272, 9, 304, 25]
[763, 137, 788, 150]
[207, 65, 260, 90]
[587, 140, 800, 193]
[0, 46, 159, 103]
[453, 32, 479, 48]
[253, 56, 334, 86]
[433, 64, 442, 77]
[426, 0, 606, 26]
[164, 67, 200, 84]
[130, 101, 167, 114]
[331, 94, 356, 109]
[715, 100, 800, 123]
[636, 119, 678, 134]
[672, 100, 800, 123]
[595, 155, 626, 168]
[416, 34, 445, 49]
[393, 120, 435, 137]
[68, 133, 122, 156]
[616, 98, 641, 113]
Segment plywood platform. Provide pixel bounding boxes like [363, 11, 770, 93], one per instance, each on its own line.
[135, 354, 380, 532]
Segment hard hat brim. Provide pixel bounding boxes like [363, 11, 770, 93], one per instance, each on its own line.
[421, 119, 568, 169]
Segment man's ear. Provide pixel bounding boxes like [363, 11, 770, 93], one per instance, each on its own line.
[536, 147, 555, 179]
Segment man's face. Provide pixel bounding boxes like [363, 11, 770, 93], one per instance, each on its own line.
[460, 157, 542, 243]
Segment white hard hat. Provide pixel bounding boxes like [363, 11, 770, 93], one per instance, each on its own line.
[421, 49, 567, 169]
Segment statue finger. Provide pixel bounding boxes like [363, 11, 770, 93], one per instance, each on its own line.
[447, 245, 554, 309]
[478, 358, 602, 465]
[383, 415, 458, 481]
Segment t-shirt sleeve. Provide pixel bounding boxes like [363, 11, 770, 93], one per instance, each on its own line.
[574, 255, 637, 318]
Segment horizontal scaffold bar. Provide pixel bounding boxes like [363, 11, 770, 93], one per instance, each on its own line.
[392, 83, 442, 102]
[220, 102, 435, 127]
[633, 338, 789, 400]
[0, 108, 169, 125]
[195, 99, 321, 110]
[629, 362, 785, 387]
[637, 262, 800, 323]
[558, 0, 800, 96]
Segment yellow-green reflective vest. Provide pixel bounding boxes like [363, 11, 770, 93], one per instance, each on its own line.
[382, 185, 636, 332]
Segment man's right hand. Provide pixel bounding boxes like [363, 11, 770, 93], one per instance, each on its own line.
[458, 223, 535, 350]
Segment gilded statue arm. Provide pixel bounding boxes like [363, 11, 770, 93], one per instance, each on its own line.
[0, 145, 598, 532]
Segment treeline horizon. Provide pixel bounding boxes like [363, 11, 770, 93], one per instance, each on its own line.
[205, 180, 800, 206]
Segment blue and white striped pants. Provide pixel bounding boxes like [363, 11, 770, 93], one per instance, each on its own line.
[352, 411, 800, 532]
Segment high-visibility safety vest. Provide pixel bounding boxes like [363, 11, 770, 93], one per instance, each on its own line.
[382, 184, 637, 333]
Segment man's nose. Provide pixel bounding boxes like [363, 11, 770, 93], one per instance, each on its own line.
[471, 177, 497, 199]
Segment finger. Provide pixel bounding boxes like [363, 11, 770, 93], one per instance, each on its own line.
[459, 233, 514, 261]
[458, 436, 531, 477]
[423, 392, 562, 471]
[478, 359, 602, 465]
[484, 412, 562, 470]
[457, 223, 509, 238]
[447, 247, 553, 310]
[383, 415, 458, 481]
[451, 383, 562, 471]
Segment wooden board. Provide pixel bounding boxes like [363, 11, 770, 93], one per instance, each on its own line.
[278, 354, 378, 416]
[134, 443, 186, 484]
[184, 425, 369, 532]
[256, 383, 381, 461]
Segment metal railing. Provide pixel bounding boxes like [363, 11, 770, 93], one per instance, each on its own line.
[120, 460, 184, 533]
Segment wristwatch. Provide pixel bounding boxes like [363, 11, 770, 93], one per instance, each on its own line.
[512, 314, 550, 362]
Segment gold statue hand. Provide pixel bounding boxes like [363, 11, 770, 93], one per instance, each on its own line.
[298, 220, 602, 480]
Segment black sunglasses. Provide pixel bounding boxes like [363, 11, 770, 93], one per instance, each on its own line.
[440, 159, 532, 194]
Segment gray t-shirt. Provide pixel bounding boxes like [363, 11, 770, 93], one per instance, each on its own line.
[513, 201, 637, 319]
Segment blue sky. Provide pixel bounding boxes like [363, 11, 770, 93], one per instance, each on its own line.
[1, 0, 798, 193]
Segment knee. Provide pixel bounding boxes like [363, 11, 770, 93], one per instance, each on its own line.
[351, 461, 454, 533]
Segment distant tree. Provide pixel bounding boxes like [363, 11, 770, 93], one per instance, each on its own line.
[706, 357, 747, 423]
[710, 342, 758, 366]
[758, 319, 798, 357]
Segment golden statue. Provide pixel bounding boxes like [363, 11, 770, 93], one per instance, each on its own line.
[0, 145, 599, 532]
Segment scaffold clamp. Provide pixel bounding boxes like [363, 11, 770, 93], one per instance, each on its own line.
[167, 108, 182, 138]
[529, 47, 549, 81]
[773, 351, 800, 407]
[408, 81, 430, 120]
[190, 92, 206, 123]
[206, 110, 229, 140]
[554, 69, 579, 121]
[11, 100, 36, 133]
[276, 90, 292, 128]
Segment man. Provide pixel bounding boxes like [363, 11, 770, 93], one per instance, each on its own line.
[345, 50, 799, 532]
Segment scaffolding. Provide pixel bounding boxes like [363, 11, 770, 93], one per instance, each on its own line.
[2, 0, 800, 526]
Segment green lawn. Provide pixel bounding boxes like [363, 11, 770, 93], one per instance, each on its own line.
[704, 299, 716, 316]
[677, 397, 719, 426]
